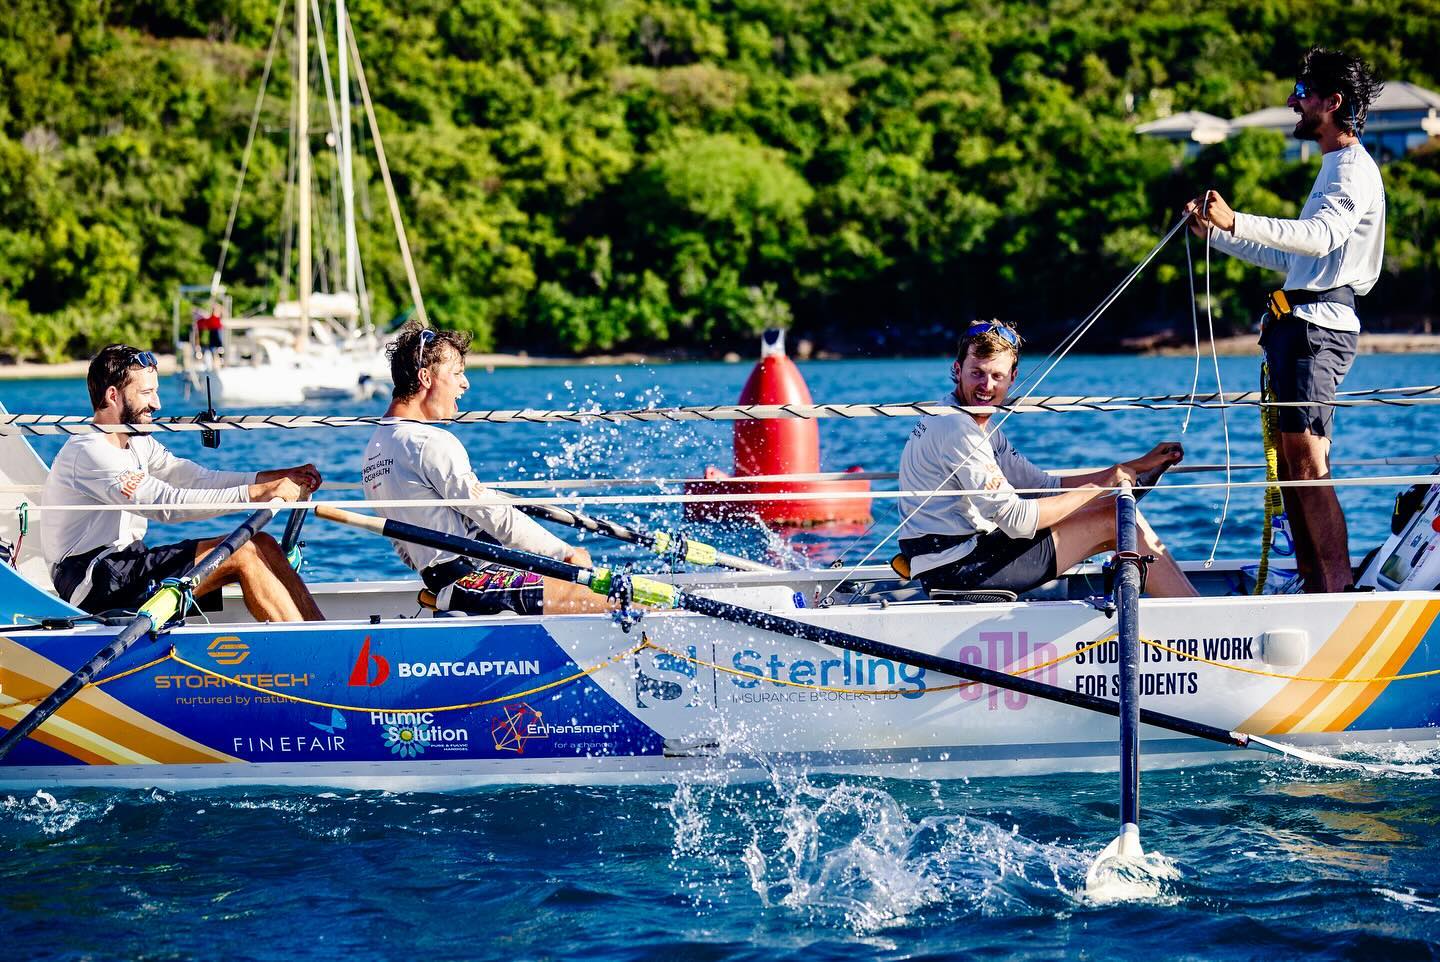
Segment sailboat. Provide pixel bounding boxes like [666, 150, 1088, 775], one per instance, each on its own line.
[173, 0, 422, 406]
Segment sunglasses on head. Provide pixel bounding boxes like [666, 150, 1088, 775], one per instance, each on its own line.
[126, 349, 159, 370]
[964, 321, 1019, 347]
[413, 329, 437, 370]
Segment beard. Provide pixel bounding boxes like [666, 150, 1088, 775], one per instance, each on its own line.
[120, 399, 152, 425]
[1293, 110, 1323, 141]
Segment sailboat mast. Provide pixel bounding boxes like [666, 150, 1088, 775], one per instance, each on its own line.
[296, 0, 311, 352]
[337, 0, 357, 312]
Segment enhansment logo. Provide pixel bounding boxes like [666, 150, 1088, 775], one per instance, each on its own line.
[490, 702, 547, 754]
[348, 637, 390, 687]
[207, 636, 250, 666]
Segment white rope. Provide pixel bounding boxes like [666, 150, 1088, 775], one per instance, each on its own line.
[22, 472, 1440, 515]
[1182, 231, 1201, 435]
[1203, 225, 1231, 569]
[1, 455, 1433, 498]
[5, 385, 1440, 437]
[212, 0, 288, 294]
[343, 7, 427, 326]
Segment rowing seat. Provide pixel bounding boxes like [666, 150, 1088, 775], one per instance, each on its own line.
[888, 551, 1015, 604]
[927, 588, 1019, 605]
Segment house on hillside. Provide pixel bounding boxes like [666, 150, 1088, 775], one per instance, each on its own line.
[1137, 80, 1440, 162]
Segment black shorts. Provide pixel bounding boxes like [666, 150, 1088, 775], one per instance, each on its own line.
[53, 541, 200, 614]
[1260, 315, 1357, 439]
[421, 558, 545, 616]
[916, 529, 1058, 596]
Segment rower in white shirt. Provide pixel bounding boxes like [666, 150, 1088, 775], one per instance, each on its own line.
[1186, 46, 1386, 593]
[40, 344, 325, 620]
[361, 326, 608, 616]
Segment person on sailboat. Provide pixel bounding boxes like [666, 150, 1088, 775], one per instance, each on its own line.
[897, 321, 1199, 598]
[361, 325, 609, 616]
[1186, 47, 1385, 594]
[40, 345, 326, 621]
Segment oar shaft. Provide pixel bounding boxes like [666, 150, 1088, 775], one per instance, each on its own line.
[517, 502, 774, 573]
[0, 506, 281, 761]
[315, 506, 1247, 749]
[1115, 482, 1142, 828]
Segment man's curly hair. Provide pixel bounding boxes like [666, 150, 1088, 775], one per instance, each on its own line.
[1298, 47, 1385, 136]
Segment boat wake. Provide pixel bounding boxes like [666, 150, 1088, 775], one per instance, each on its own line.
[1, 789, 116, 836]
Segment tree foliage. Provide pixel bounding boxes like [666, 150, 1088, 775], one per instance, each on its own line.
[0, 0, 1436, 361]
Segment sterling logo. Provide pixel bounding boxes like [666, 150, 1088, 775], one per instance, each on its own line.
[207, 636, 250, 666]
[348, 637, 390, 687]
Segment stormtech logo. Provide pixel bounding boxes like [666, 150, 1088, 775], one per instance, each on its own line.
[207, 636, 250, 666]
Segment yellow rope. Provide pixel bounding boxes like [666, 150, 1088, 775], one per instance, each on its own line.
[1254, 359, 1285, 593]
[166, 641, 649, 713]
[6, 651, 178, 707]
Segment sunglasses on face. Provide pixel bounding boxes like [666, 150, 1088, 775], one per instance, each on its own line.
[964, 321, 1020, 347]
[1293, 81, 1314, 99]
[126, 349, 159, 370]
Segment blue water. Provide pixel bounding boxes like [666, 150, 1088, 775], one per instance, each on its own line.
[4, 355, 1440, 959]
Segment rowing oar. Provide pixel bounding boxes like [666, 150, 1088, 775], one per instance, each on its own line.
[1087, 480, 1149, 891]
[515, 502, 775, 573]
[0, 505, 281, 761]
[314, 505, 1425, 773]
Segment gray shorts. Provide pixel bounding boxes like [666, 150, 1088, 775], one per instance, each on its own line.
[1259, 315, 1357, 439]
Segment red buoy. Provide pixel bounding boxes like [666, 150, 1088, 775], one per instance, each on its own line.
[685, 330, 871, 527]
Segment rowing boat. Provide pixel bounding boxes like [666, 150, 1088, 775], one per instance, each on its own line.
[3, 536, 1439, 789]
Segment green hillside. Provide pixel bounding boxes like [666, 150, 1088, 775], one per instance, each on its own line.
[1, 0, 1436, 361]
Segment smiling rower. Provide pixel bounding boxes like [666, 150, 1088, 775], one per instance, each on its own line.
[40, 344, 324, 620]
[896, 321, 1198, 598]
[360, 325, 607, 616]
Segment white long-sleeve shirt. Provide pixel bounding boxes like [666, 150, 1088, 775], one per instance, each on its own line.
[898, 398, 1060, 576]
[361, 422, 570, 573]
[1207, 142, 1385, 333]
[40, 434, 257, 569]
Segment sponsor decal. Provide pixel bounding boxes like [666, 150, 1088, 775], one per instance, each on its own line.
[347, 637, 539, 687]
[489, 702, 620, 754]
[369, 711, 470, 756]
[729, 648, 928, 700]
[492, 703, 545, 754]
[207, 636, 250, 666]
[310, 709, 347, 735]
[348, 636, 390, 687]
[155, 672, 311, 690]
[230, 733, 346, 754]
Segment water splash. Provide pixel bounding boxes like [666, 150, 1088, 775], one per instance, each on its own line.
[666, 765, 1092, 933]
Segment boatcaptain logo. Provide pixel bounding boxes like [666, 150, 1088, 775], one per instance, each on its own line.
[348, 637, 390, 687]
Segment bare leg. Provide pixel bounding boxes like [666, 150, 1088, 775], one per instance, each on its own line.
[192, 533, 325, 622]
[541, 577, 611, 614]
[1280, 431, 1352, 593]
[1048, 500, 1199, 598]
[1275, 446, 1319, 589]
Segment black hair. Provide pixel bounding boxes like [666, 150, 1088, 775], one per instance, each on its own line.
[87, 344, 155, 410]
[387, 323, 472, 401]
[1298, 47, 1385, 136]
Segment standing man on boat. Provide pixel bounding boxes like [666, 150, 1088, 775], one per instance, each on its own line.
[897, 321, 1198, 598]
[361, 325, 608, 615]
[40, 345, 325, 621]
[1186, 48, 1385, 593]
